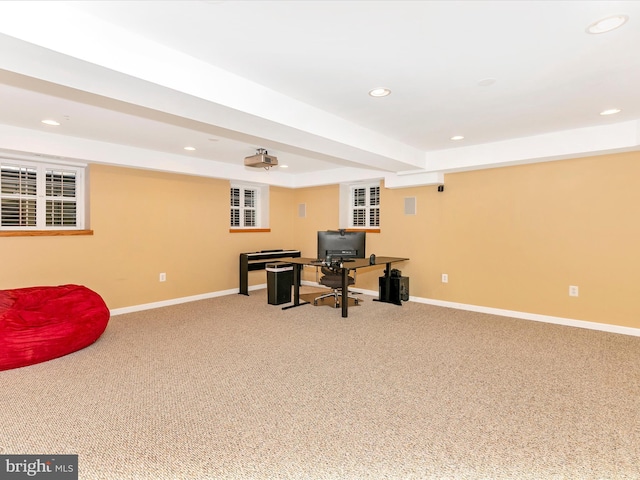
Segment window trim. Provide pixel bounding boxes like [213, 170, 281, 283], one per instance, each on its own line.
[0, 229, 93, 237]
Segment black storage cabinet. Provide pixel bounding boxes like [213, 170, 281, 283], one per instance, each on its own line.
[266, 262, 293, 305]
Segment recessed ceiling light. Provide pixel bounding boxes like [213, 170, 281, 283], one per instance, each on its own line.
[41, 119, 60, 126]
[184, 146, 196, 151]
[369, 87, 391, 97]
[586, 14, 628, 34]
[279, 164, 289, 168]
[450, 135, 464, 141]
[600, 108, 621, 116]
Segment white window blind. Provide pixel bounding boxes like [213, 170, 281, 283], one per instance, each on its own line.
[0, 165, 37, 227]
[0, 160, 85, 230]
[230, 184, 259, 228]
[350, 184, 380, 228]
[46, 169, 78, 226]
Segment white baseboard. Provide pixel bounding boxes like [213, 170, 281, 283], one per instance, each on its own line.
[408, 295, 640, 337]
[110, 285, 640, 337]
[327, 286, 640, 337]
[109, 286, 259, 316]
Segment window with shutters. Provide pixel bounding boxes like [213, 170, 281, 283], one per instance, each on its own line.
[349, 183, 380, 228]
[0, 159, 85, 231]
[230, 183, 268, 229]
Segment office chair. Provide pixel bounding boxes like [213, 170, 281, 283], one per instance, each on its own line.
[313, 265, 359, 308]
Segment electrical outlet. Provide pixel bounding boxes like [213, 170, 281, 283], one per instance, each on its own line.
[569, 285, 578, 297]
[441, 273, 448, 283]
[159, 272, 167, 282]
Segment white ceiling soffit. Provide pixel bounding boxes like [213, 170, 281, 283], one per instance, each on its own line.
[0, 1, 639, 189]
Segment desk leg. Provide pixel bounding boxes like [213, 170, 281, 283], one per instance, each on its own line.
[374, 262, 402, 306]
[341, 268, 349, 318]
[293, 264, 301, 306]
[375, 263, 392, 302]
[384, 262, 392, 302]
[282, 263, 308, 310]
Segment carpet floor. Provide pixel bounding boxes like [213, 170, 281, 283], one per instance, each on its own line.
[1, 288, 639, 479]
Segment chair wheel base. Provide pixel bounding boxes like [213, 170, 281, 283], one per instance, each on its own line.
[313, 288, 359, 309]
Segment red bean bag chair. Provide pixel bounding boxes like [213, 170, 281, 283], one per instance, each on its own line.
[0, 284, 110, 371]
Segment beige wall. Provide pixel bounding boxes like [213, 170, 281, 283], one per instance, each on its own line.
[293, 151, 640, 329]
[437, 152, 640, 328]
[0, 165, 297, 309]
[2, 152, 639, 329]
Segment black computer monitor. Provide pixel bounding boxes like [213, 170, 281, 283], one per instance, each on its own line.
[317, 230, 366, 261]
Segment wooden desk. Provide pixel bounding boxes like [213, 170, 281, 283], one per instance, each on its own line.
[282, 256, 409, 318]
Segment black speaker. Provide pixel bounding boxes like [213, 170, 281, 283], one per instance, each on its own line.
[397, 276, 410, 301]
[379, 275, 409, 304]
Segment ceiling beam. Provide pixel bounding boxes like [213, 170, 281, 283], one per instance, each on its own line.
[0, 2, 426, 174]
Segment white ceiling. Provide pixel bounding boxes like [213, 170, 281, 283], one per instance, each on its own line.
[0, 0, 639, 188]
